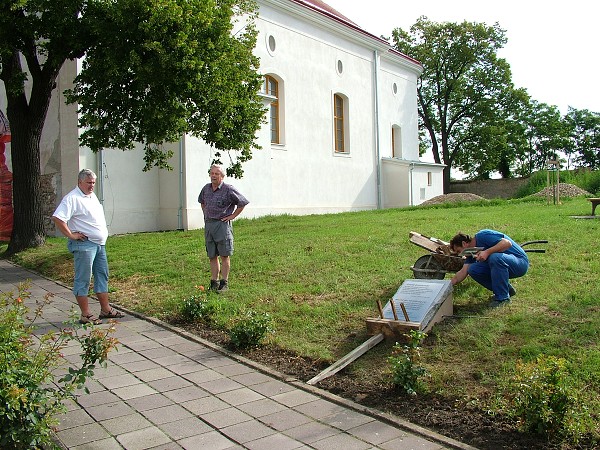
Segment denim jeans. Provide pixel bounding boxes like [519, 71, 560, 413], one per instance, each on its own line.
[467, 253, 528, 300]
[67, 239, 109, 296]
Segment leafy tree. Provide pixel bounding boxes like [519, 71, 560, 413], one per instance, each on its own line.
[515, 101, 571, 176]
[453, 87, 530, 179]
[564, 107, 600, 170]
[392, 17, 518, 191]
[0, 0, 265, 255]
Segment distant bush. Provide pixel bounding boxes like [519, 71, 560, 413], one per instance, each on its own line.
[0, 284, 117, 449]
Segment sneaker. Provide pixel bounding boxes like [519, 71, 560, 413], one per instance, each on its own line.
[488, 296, 510, 308]
[217, 279, 228, 292]
[508, 285, 516, 297]
[209, 280, 219, 291]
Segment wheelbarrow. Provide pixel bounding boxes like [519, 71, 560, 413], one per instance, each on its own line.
[409, 231, 548, 280]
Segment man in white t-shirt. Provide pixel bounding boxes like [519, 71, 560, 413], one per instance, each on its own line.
[52, 169, 124, 324]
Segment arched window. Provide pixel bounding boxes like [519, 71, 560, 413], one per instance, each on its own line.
[265, 75, 280, 144]
[333, 94, 348, 153]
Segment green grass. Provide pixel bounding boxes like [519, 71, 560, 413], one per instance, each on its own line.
[5, 195, 600, 438]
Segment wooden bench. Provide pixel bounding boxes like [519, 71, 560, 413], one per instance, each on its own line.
[589, 198, 600, 216]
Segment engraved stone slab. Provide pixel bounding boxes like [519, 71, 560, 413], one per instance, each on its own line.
[382, 279, 453, 328]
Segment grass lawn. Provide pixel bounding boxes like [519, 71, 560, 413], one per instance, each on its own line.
[6, 195, 600, 439]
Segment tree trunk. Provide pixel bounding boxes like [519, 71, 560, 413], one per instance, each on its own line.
[442, 165, 451, 194]
[441, 133, 451, 194]
[4, 51, 59, 255]
[6, 128, 46, 254]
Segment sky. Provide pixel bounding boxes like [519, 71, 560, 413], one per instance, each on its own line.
[323, 0, 599, 115]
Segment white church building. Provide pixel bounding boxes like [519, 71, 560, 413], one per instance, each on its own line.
[2, 0, 445, 236]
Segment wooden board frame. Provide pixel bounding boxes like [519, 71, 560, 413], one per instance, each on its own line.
[366, 291, 453, 341]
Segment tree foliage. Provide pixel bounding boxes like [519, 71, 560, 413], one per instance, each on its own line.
[391, 17, 600, 184]
[453, 87, 530, 179]
[0, 0, 265, 254]
[564, 107, 600, 170]
[392, 17, 516, 191]
[515, 101, 571, 176]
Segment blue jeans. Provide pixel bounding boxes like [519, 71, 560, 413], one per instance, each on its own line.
[467, 253, 528, 300]
[67, 239, 109, 297]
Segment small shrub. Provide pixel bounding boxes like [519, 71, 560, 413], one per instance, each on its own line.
[504, 355, 587, 440]
[0, 283, 118, 449]
[388, 330, 428, 395]
[179, 294, 216, 323]
[229, 310, 273, 349]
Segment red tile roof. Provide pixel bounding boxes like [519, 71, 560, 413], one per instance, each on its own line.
[289, 0, 421, 66]
[292, 0, 360, 27]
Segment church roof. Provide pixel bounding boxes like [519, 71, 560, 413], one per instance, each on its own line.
[292, 0, 361, 28]
[289, 0, 421, 66]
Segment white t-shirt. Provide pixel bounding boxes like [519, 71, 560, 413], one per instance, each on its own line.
[52, 186, 108, 245]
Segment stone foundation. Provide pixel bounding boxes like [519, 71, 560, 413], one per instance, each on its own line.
[41, 173, 58, 235]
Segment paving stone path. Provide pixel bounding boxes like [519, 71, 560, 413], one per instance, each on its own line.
[0, 259, 476, 450]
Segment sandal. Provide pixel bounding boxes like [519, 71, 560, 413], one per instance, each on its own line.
[79, 314, 102, 325]
[99, 308, 125, 319]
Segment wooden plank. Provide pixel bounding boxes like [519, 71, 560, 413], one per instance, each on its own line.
[376, 299, 384, 319]
[306, 333, 385, 385]
[366, 317, 421, 340]
[399, 302, 410, 321]
[409, 231, 447, 252]
[390, 299, 399, 320]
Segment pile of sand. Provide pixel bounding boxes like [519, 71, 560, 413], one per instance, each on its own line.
[532, 183, 591, 198]
[420, 192, 487, 206]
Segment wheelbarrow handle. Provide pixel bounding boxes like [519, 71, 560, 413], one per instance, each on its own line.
[520, 240, 548, 254]
[521, 240, 549, 246]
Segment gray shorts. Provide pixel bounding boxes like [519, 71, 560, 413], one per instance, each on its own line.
[204, 220, 234, 258]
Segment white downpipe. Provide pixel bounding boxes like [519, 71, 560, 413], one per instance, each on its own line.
[97, 150, 104, 205]
[177, 136, 184, 230]
[409, 162, 415, 206]
[373, 50, 382, 209]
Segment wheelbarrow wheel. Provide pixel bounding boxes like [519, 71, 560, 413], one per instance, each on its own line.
[412, 255, 446, 279]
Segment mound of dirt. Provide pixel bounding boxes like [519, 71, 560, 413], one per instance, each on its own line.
[420, 192, 487, 206]
[532, 183, 591, 198]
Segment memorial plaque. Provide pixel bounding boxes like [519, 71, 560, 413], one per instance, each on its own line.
[381, 279, 452, 329]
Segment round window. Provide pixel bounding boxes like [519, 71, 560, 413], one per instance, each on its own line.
[337, 59, 343, 75]
[392, 82, 398, 95]
[267, 35, 276, 55]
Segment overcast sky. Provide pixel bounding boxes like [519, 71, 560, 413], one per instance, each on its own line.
[323, 0, 599, 114]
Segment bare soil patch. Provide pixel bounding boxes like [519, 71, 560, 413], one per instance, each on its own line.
[175, 322, 571, 450]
